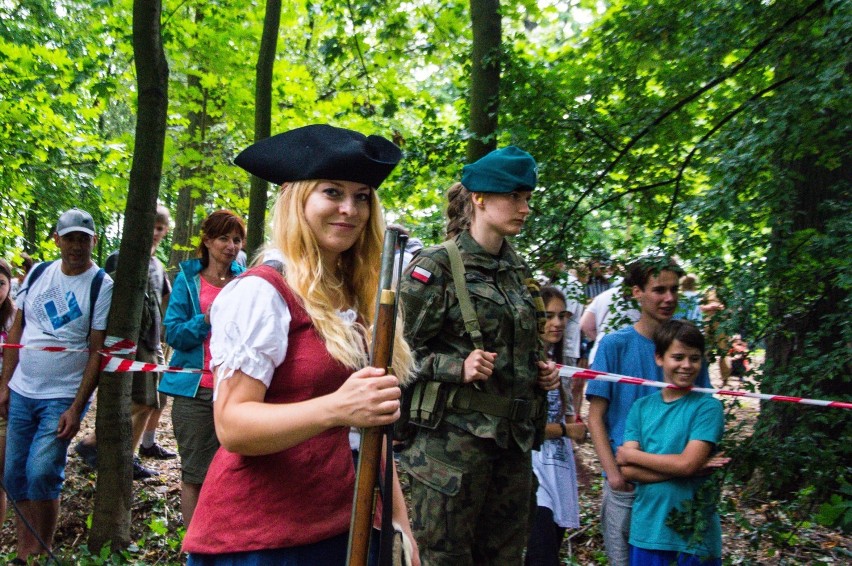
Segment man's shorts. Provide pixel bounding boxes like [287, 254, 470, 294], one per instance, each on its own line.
[172, 387, 218, 484]
[4, 391, 87, 501]
[132, 343, 167, 408]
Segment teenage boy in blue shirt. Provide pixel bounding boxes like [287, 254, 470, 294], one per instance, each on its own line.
[586, 257, 711, 566]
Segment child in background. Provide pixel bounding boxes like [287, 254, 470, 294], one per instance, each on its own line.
[616, 320, 730, 565]
[726, 334, 751, 380]
[0, 258, 17, 526]
[525, 286, 586, 566]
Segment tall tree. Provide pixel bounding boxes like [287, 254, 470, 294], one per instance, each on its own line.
[245, 0, 281, 256]
[89, 0, 169, 550]
[468, 0, 501, 161]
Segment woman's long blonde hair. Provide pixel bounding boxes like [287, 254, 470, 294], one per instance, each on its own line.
[269, 180, 413, 383]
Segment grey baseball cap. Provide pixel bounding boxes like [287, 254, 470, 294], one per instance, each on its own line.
[56, 208, 96, 237]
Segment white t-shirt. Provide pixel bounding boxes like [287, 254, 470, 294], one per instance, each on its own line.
[559, 275, 585, 361]
[587, 286, 640, 364]
[11, 262, 113, 399]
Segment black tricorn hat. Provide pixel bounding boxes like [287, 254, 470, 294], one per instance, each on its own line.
[234, 124, 402, 188]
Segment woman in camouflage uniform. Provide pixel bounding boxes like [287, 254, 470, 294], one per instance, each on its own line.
[399, 146, 561, 565]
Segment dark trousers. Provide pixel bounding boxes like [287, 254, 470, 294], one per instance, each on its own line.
[525, 506, 566, 566]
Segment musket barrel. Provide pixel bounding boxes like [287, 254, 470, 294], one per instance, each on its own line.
[347, 228, 401, 566]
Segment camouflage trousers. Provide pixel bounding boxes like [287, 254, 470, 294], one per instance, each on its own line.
[400, 421, 533, 566]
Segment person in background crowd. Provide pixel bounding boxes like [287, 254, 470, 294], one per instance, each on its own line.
[584, 252, 613, 301]
[580, 283, 641, 367]
[399, 146, 560, 565]
[676, 274, 702, 323]
[525, 286, 586, 566]
[181, 124, 418, 565]
[160, 209, 246, 527]
[0, 208, 113, 562]
[0, 258, 18, 527]
[75, 205, 174, 480]
[9, 253, 33, 302]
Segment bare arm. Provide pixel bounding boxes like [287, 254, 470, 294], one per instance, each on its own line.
[580, 310, 597, 342]
[0, 310, 23, 419]
[616, 440, 730, 485]
[616, 438, 713, 477]
[213, 367, 401, 456]
[587, 396, 631, 491]
[390, 454, 420, 566]
[57, 328, 106, 439]
[615, 441, 673, 483]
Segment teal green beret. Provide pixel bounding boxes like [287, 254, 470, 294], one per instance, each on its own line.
[461, 146, 538, 193]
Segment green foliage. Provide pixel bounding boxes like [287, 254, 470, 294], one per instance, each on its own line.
[0, 0, 847, 527]
[815, 480, 852, 532]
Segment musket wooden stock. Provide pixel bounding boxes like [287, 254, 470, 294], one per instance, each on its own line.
[347, 229, 400, 566]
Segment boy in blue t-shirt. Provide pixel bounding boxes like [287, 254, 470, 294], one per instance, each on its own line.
[617, 320, 730, 565]
[586, 256, 712, 565]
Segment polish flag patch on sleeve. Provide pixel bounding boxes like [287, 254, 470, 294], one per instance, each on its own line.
[410, 266, 433, 284]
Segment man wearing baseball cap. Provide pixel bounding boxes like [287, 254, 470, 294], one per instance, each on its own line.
[0, 207, 113, 562]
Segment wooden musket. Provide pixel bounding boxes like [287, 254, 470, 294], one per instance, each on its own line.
[347, 227, 404, 566]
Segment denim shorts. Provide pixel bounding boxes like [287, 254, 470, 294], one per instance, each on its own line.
[4, 390, 87, 501]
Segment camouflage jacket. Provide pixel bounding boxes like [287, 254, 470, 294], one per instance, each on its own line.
[399, 230, 546, 451]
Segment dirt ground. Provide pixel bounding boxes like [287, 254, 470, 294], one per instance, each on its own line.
[1, 358, 849, 564]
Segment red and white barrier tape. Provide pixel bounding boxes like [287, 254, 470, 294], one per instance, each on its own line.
[1, 338, 207, 375]
[99, 354, 208, 375]
[558, 365, 852, 410]
[1, 336, 137, 356]
[5, 340, 849, 405]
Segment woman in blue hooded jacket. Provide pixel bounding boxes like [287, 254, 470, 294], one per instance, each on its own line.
[160, 210, 246, 526]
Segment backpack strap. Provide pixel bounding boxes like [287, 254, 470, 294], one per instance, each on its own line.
[19, 260, 55, 332]
[441, 240, 485, 351]
[87, 268, 106, 340]
[21, 262, 106, 340]
[22, 260, 53, 292]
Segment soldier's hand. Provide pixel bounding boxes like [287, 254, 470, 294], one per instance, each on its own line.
[462, 349, 496, 384]
[536, 360, 560, 391]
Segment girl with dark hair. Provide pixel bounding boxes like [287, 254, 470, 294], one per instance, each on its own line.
[525, 286, 586, 566]
[161, 209, 246, 526]
[0, 258, 16, 526]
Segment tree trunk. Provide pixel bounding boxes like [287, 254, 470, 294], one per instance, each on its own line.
[467, 0, 501, 162]
[245, 0, 281, 258]
[88, 0, 168, 551]
[168, 8, 208, 274]
[751, 140, 850, 499]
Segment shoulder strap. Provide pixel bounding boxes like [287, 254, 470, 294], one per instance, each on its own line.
[19, 260, 54, 331]
[87, 268, 106, 339]
[442, 240, 485, 351]
[23, 260, 53, 291]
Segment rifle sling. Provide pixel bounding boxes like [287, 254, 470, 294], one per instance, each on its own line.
[442, 240, 485, 351]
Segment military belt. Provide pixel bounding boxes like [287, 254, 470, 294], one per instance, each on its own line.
[447, 385, 543, 422]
